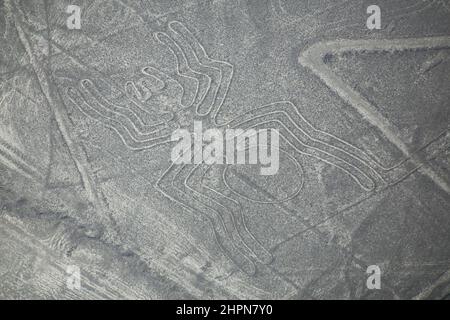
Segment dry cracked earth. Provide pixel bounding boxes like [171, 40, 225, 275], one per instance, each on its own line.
[0, 0, 449, 300]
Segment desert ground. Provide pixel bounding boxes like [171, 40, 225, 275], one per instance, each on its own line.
[0, 0, 449, 299]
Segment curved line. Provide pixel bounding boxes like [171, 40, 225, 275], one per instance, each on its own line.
[184, 164, 262, 264]
[200, 165, 273, 264]
[226, 113, 377, 191]
[154, 32, 208, 111]
[168, 21, 235, 122]
[222, 147, 305, 204]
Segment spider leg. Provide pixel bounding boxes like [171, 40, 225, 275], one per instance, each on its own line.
[141, 65, 192, 113]
[67, 85, 174, 151]
[155, 31, 209, 112]
[188, 164, 274, 265]
[167, 21, 233, 120]
[226, 101, 379, 191]
[155, 162, 257, 275]
[124, 67, 175, 123]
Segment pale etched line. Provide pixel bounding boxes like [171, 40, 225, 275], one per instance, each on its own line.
[122, 71, 175, 124]
[300, 39, 427, 157]
[229, 111, 379, 190]
[419, 50, 448, 74]
[361, 127, 450, 175]
[0, 146, 43, 181]
[41, 225, 73, 256]
[0, 88, 52, 182]
[311, 0, 434, 36]
[0, 217, 146, 299]
[0, 84, 14, 118]
[299, 36, 450, 194]
[225, 102, 378, 191]
[184, 165, 260, 268]
[229, 101, 448, 179]
[185, 164, 272, 265]
[254, 0, 432, 49]
[141, 65, 190, 111]
[158, 126, 367, 272]
[78, 79, 167, 135]
[25, 28, 170, 132]
[66, 87, 173, 151]
[199, 166, 273, 264]
[223, 99, 382, 175]
[172, 167, 256, 276]
[34, 22, 142, 61]
[228, 168, 367, 280]
[165, 24, 216, 116]
[171, 165, 256, 275]
[155, 29, 215, 114]
[168, 21, 234, 126]
[221, 145, 306, 203]
[86, 139, 220, 265]
[86, 137, 274, 297]
[270, 0, 352, 23]
[272, 0, 360, 40]
[3, 253, 99, 299]
[1, 201, 150, 299]
[78, 77, 168, 131]
[154, 32, 205, 109]
[0, 91, 44, 181]
[413, 268, 450, 300]
[0, 87, 11, 107]
[33, 19, 229, 126]
[44, 118, 56, 187]
[88, 160, 234, 299]
[7, 1, 104, 210]
[168, 21, 234, 121]
[10, 18, 227, 126]
[37, 0, 209, 58]
[155, 145, 258, 275]
[63, 74, 174, 139]
[269, 190, 377, 254]
[125, 79, 152, 103]
[141, 66, 180, 91]
[271, 147, 447, 256]
[156, 167, 253, 276]
[271, 146, 448, 255]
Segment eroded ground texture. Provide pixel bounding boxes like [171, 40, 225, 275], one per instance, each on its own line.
[0, 0, 449, 300]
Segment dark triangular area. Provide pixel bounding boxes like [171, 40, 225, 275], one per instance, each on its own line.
[45, 120, 82, 189]
[326, 48, 450, 151]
